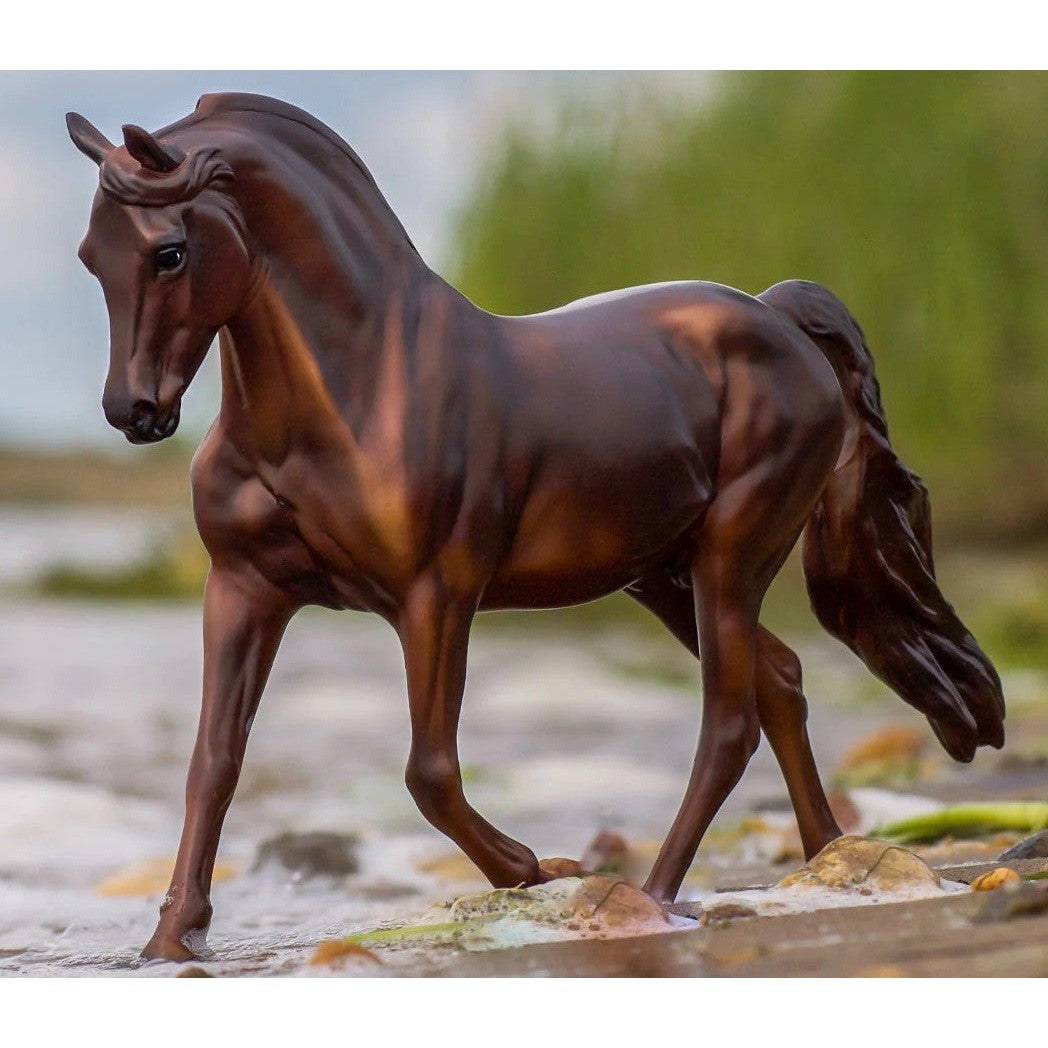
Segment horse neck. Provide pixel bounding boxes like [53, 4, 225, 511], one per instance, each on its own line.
[218, 210, 441, 464]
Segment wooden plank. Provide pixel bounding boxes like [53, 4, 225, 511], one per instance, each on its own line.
[410, 887, 1048, 977]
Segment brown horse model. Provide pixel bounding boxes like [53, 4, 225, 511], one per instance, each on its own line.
[67, 94, 1004, 962]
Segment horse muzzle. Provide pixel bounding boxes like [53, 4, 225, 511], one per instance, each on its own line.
[106, 397, 180, 444]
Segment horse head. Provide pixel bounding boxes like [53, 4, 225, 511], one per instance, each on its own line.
[67, 113, 248, 443]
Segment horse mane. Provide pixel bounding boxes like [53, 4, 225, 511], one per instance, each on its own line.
[99, 145, 233, 206]
[105, 92, 419, 256]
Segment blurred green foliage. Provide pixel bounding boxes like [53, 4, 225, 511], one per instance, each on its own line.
[35, 529, 208, 601]
[451, 72, 1048, 540]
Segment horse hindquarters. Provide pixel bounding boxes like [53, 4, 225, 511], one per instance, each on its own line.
[759, 280, 1005, 763]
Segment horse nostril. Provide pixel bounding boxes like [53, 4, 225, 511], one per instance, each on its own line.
[127, 400, 156, 435]
[128, 400, 157, 428]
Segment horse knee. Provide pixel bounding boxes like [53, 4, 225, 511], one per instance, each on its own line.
[405, 752, 461, 823]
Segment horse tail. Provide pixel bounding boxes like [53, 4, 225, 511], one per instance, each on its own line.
[758, 279, 1004, 762]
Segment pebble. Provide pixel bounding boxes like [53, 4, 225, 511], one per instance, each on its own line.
[998, 829, 1048, 861]
[251, 831, 359, 878]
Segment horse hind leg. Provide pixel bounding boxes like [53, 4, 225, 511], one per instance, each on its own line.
[627, 572, 841, 864]
[755, 630, 842, 857]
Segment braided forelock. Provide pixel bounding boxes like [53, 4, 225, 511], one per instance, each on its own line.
[99, 147, 233, 206]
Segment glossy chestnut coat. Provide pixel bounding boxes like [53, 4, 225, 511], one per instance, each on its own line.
[67, 94, 1005, 962]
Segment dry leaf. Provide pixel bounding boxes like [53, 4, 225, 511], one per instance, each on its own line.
[95, 856, 240, 897]
[970, 867, 1021, 892]
[309, 939, 382, 967]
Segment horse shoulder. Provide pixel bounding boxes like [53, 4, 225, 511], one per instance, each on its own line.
[190, 430, 279, 557]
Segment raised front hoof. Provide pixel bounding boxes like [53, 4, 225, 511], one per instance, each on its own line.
[537, 857, 586, 880]
[140, 930, 202, 964]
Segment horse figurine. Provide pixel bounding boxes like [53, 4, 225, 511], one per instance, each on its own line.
[67, 93, 1004, 962]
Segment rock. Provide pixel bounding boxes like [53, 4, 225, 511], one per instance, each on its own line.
[539, 857, 585, 879]
[914, 836, 1021, 867]
[568, 876, 669, 935]
[251, 831, 359, 878]
[973, 880, 1048, 923]
[309, 939, 382, 967]
[999, 829, 1048, 861]
[580, 829, 630, 874]
[970, 867, 1021, 892]
[779, 835, 941, 895]
[176, 966, 214, 978]
[699, 902, 759, 926]
[403, 874, 672, 949]
[95, 856, 239, 897]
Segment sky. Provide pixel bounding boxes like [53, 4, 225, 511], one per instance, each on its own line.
[0, 71, 711, 450]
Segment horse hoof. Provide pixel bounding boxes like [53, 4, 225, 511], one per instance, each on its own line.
[140, 931, 200, 963]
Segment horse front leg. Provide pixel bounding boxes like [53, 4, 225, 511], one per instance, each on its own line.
[399, 573, 546, 888]
[141, 568, 294, 962]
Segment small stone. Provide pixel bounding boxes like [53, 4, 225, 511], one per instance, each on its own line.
[699, 902, 758, 926]
[973, 880, 1048, 923]
[998, 829, 1048, 861]
[970, 867, 1021, 892]
[252, 831, 359, 878]
[176, 966, 214, 978]
[580, 830, 630, 874]
[538, 856, 585, 879]
[569, 875, 669, 935]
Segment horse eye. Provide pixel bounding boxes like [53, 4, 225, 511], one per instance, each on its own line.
[154, 245, 186, 274]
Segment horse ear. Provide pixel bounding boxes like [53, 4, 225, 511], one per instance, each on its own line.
[66, 112, 114, 166]
[121, 123, 183, 173]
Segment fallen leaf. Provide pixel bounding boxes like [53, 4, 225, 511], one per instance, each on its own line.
[841, 726, 926, 769]
[970, 867, 1021, 892]
[309, 939, 382, 967]
[94, 856, 240, 897]
[416, 851, 485, 882]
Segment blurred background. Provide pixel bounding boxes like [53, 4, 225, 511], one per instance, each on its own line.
[1, 71, 1047, 973]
